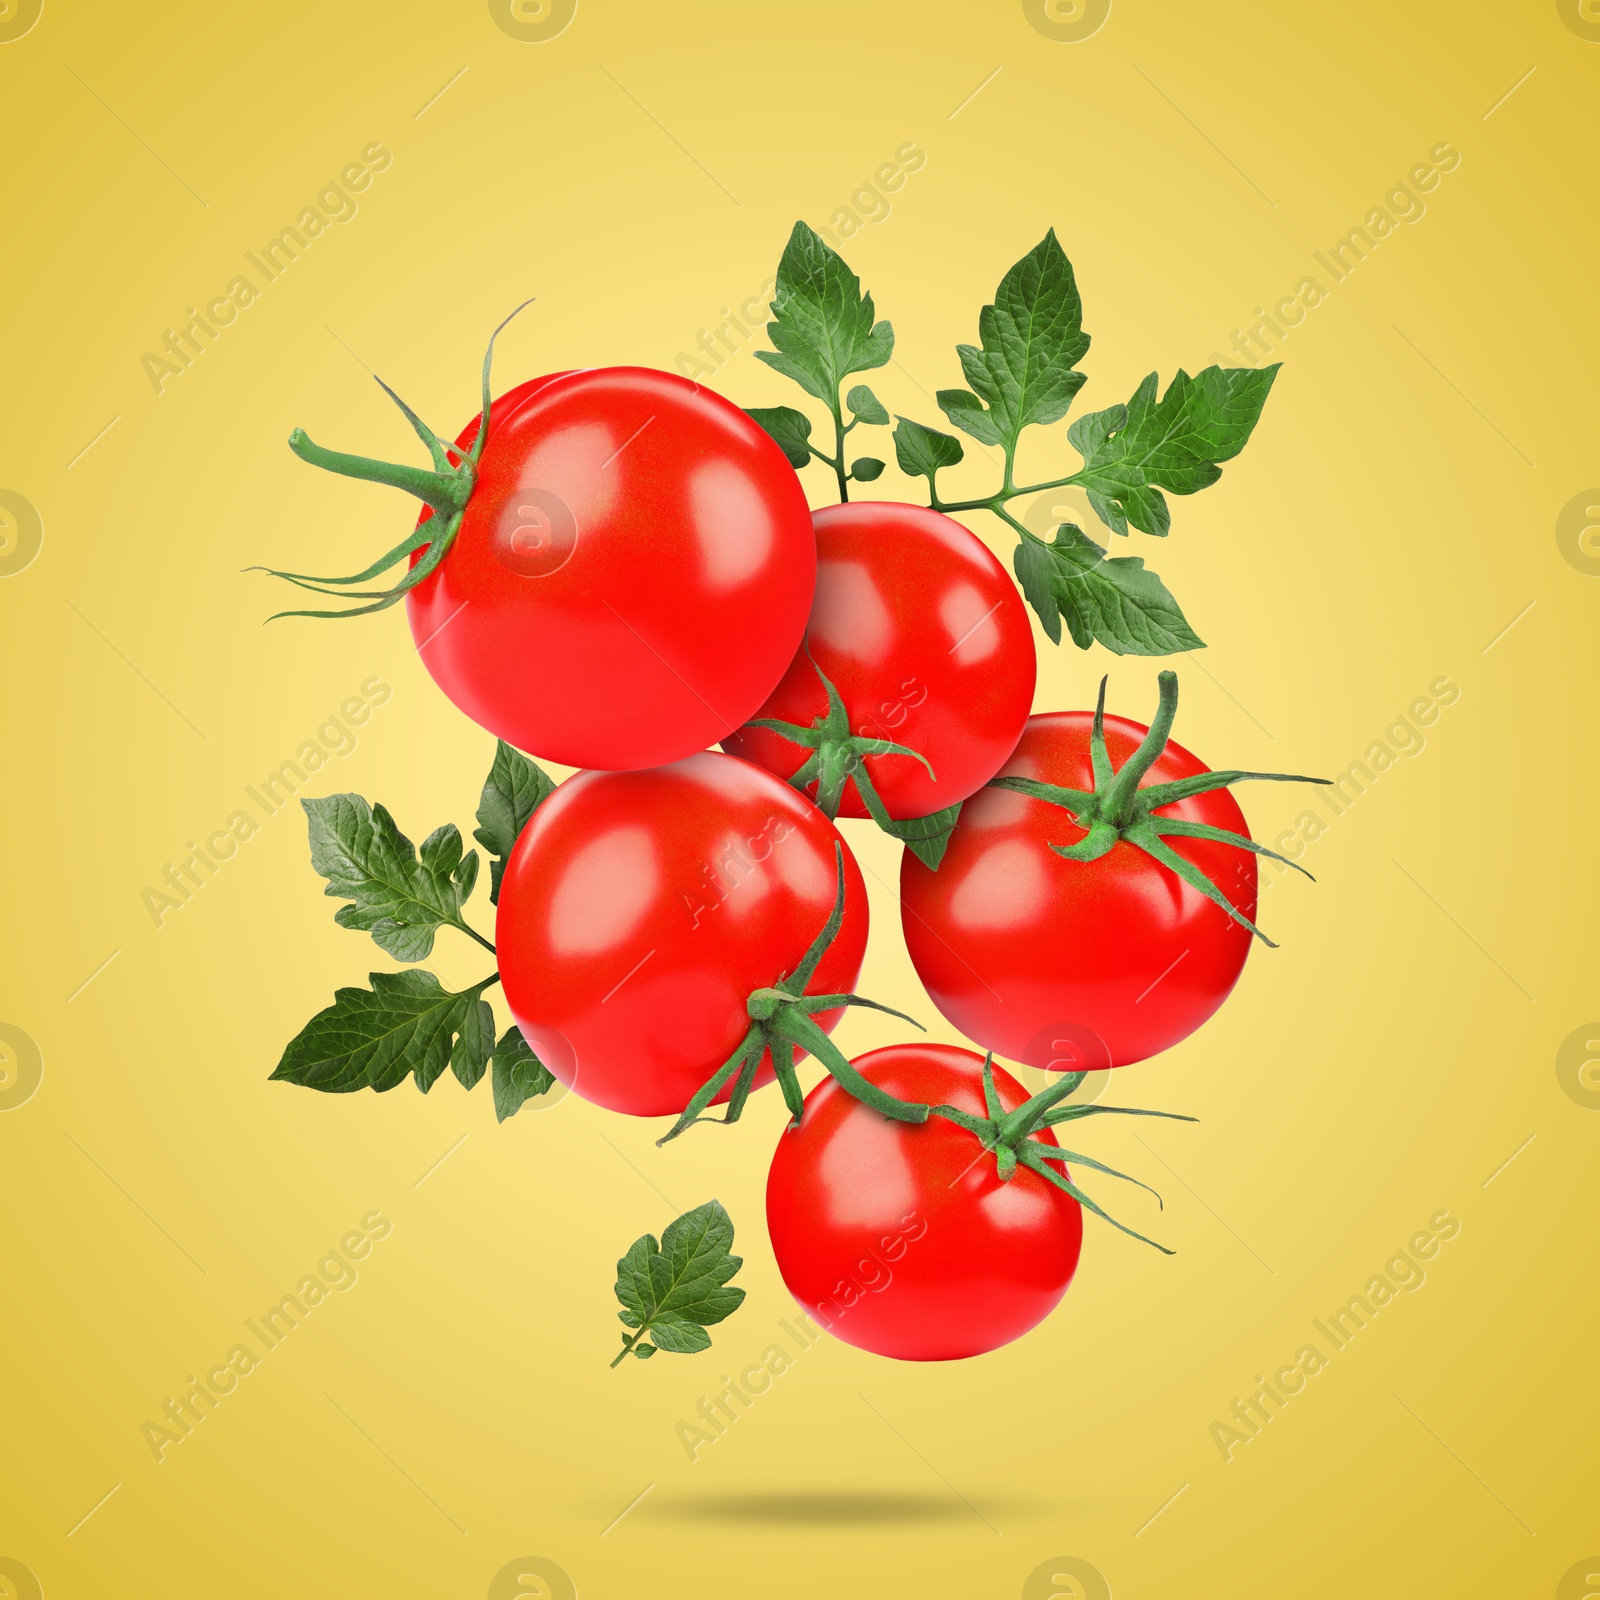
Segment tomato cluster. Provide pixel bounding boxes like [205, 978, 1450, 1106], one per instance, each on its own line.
[270, 224, 1316, 1365]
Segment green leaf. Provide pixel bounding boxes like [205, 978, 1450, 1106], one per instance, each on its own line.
[754, 222, 894, 405]
[892, 416, 964, 486]
[490, 1024, 556, 1121]
[850, 456, 885, 482]
[1014, 525, 1205, 656]
[1068, 365, 1280, 537]
[270, 969, 497, 1095]
[845, 384, 889, 425]
[611, 1200, 745, 1364]
[744, 405, 814, 469]
[303, 795, 478, 961]
[946, 229, 1090, 453]
[878, 802, 963, 869]
[473, 740, 556, 904]
[936, 387, 1003, 446]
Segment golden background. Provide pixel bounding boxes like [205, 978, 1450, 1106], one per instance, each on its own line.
[3, 1, 1596, 1595]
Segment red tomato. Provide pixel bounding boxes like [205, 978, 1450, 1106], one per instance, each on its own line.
[766, 1043, 1083, 1360]
[407, 368, 815, 770]
[496, 752, 867, 1117]
[900, 709, 1258, 1070]
[722, 502, 1035, 819]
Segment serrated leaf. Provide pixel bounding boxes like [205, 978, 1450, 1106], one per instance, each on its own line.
[892, 416, 965, 485]
[946, 229, 1090, 453]
[473, 740, 556, 904]
[1016, 525, 1205, 656]
[450, 991, 496, 1090]
[936, 387, 1003, 446]
[754, 222, 893, 404]
[845, 384, 889, 425]
[648, 1315, 713, 1354]
[744, 405, 813, 469]
[1069, 365, 1280, 537]
[490, 1025, 556, 1121]
[270, 969, 497, 1095]
[303, 796, 477, 961]
[612, 1200, 745, 1364]
[850, 456, 885, 482]
[878, 803, 963, 869]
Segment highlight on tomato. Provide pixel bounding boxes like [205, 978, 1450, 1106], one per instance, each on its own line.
[900, 672, 1329, 1071]
[723, 501, 1035, 843]
[261, 310, 817, 772]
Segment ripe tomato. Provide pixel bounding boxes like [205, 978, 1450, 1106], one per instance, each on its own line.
[722, 502, 1035, 820]
[900, 699, 1261, 1071]
[496, 752, 867, 1117]
[766, 1043, 1083, 1360]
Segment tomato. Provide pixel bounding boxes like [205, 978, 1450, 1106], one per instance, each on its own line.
[289, 364, 816, 771]
[766, 1043, 1083, 1360]
[900, 683, 1268, 1071]
[495, 752, 868, 1117]
[722, 502, 1035, 820]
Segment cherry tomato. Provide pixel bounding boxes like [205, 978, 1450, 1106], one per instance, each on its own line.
[722, 502, 1035, 819]
[408, 369, 815, 771]
[900, 710, 1257, 1070]
[766, 1043, 1083, 1360]
[496, 752, 867, 1117]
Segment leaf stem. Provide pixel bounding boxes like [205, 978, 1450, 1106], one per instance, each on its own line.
[610, 1327, 648, 1368]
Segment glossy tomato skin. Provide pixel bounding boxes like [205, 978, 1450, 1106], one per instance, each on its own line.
[767, 1044, 1083, 1360]
[900, 712, 1257, 1070]
[722, 502, 1035, 819]
[496, 752, 867, 1118]
[407, 369, 815, 772]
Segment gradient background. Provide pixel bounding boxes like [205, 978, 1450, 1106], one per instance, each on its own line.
[2, 2, 1597, 1596]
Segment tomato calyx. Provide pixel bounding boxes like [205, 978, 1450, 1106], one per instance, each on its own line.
[656, 843, 931, 1146]
[989, 671, 1330, 947]
[744, 655, 938, 824]
[255, 301, 535, 620]
[923, 1054, 1191, 1252]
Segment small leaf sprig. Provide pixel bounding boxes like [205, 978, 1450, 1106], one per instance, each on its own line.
[743, 223, 1280, 657]
[742, 222, 895, 503]
[611, 1200, 746, 1365]
[270, 738, 559, 1121]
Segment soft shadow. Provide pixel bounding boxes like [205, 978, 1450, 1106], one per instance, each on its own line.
[642, 1489, 1036, 1529]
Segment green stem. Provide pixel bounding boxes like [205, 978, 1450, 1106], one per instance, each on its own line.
[610, 1327, 648, 1368]
[453, 919, 497, 956]
[830, 391, 850, 503]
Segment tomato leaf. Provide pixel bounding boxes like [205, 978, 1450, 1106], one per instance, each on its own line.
[877, 802, 963, 870]
[850, 456, 886, 482]
[892, 416, 965, 488]
[1068, 365, 1280, 537]
[754, 222, 894, 405]
[303, 795, 479, 961]
[940, 229, 1090, 455]
[1014, 525, 1204, 655]
[744, 405, 813, 469]
[490, 1024, 556, 1121]
[611, 1200, 745, 1365]
[846, 384, 890, 425]
[473, 740, 556, 904]
[270, 970, 497, 1095]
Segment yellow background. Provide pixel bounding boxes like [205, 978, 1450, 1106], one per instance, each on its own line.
[3, 1, 1596, 1596]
